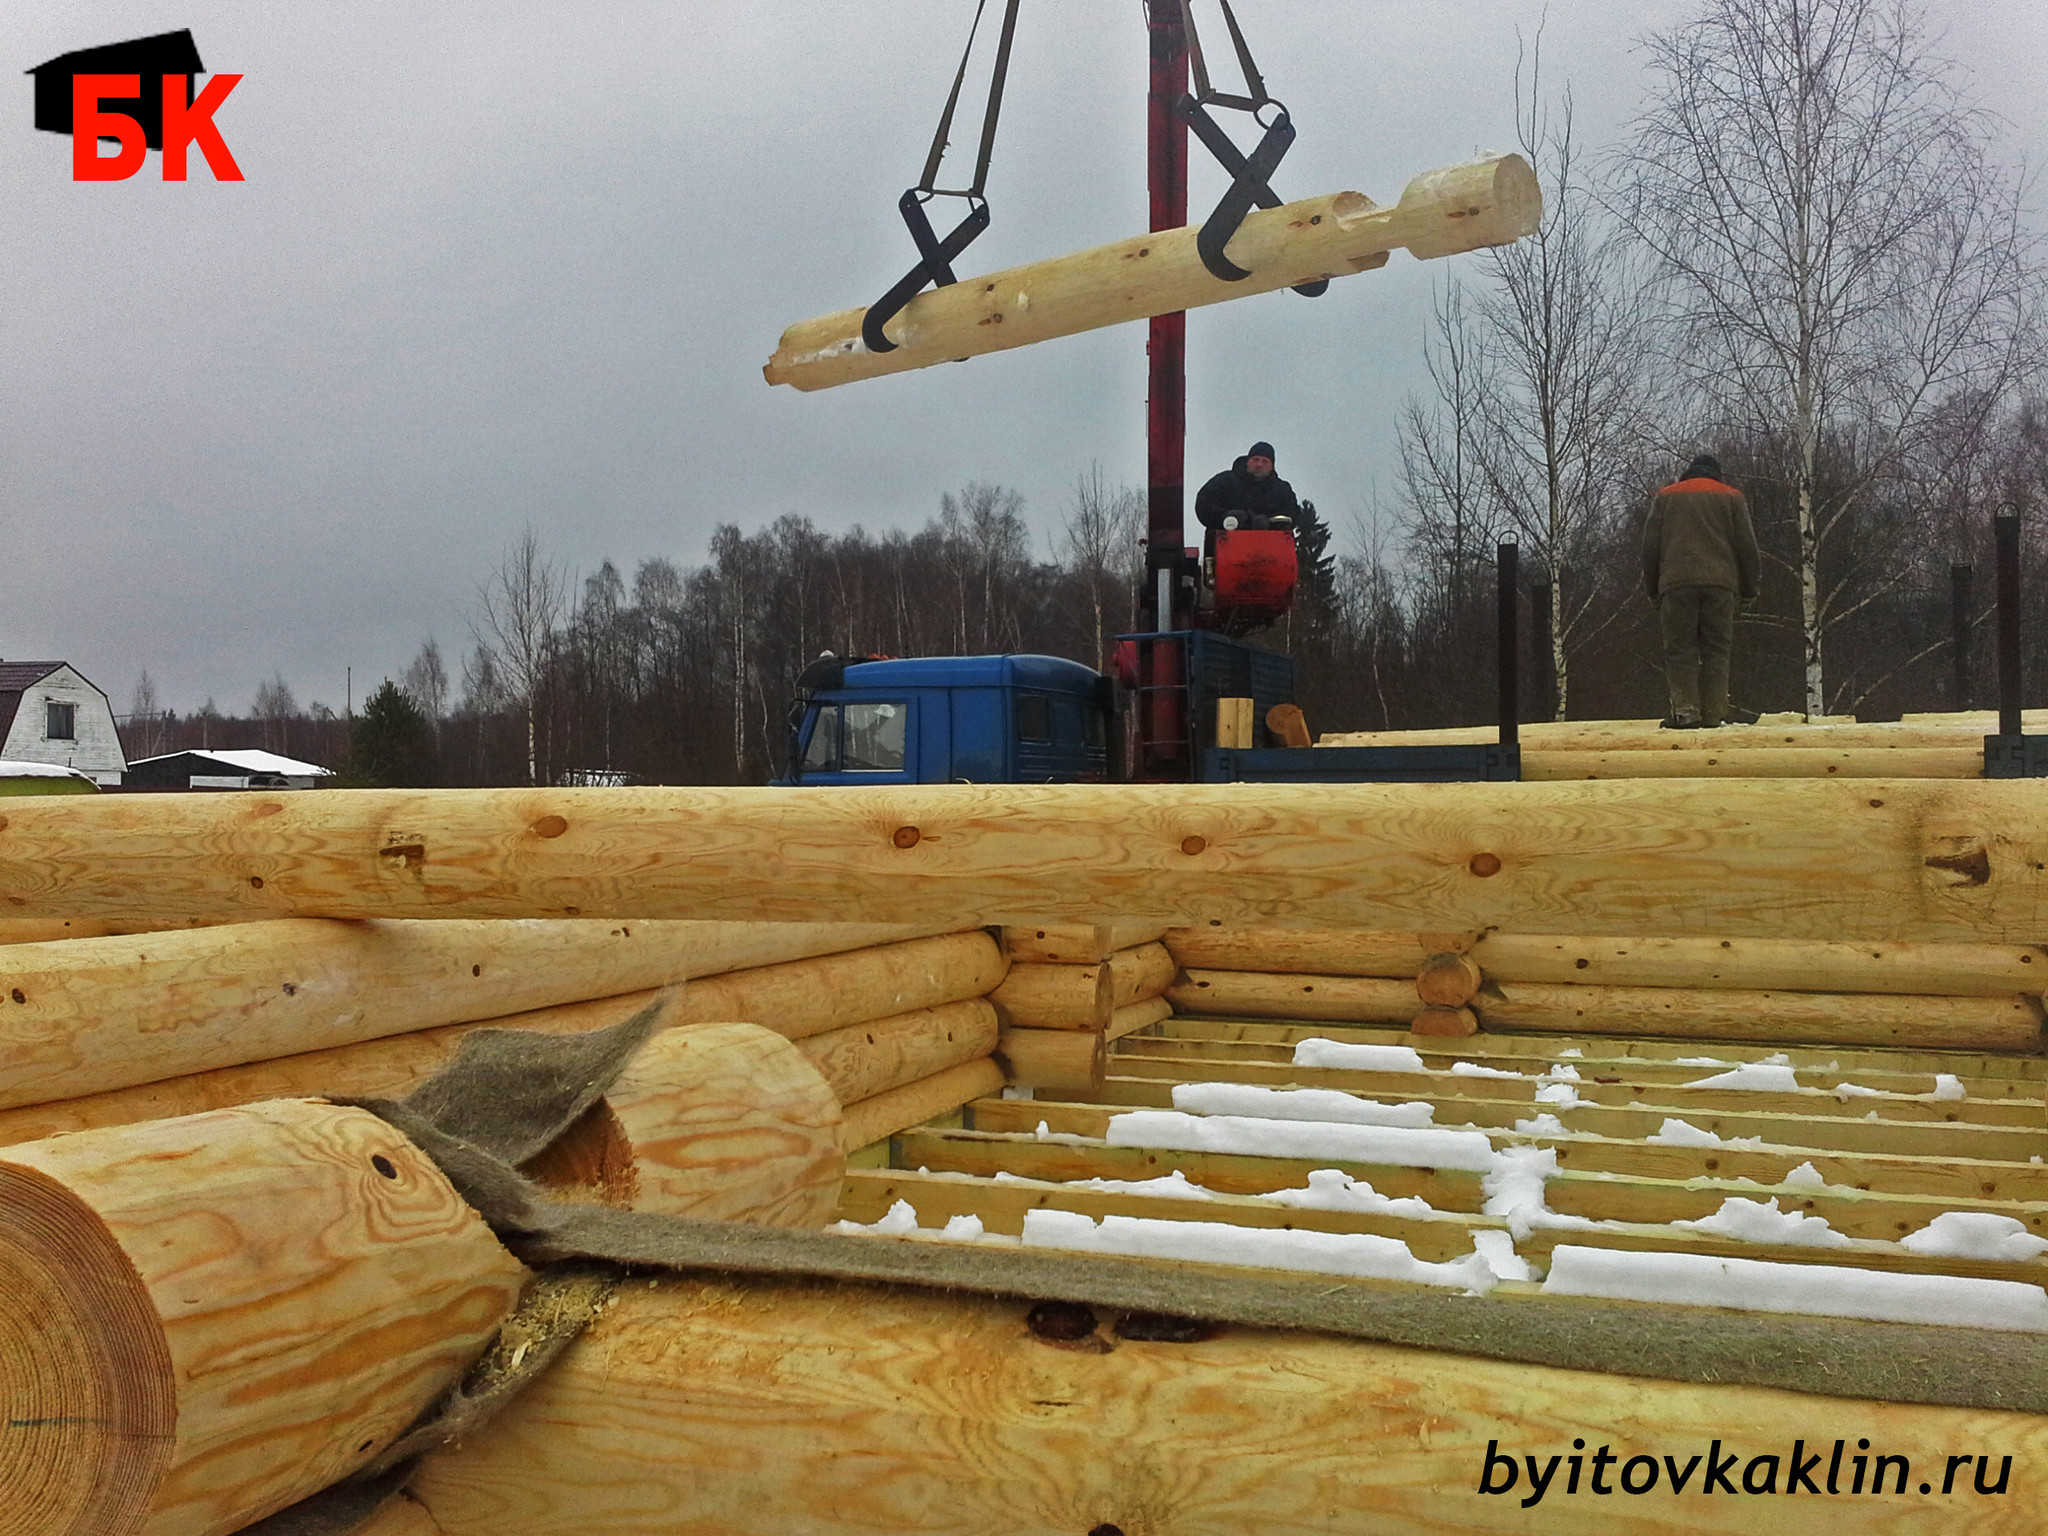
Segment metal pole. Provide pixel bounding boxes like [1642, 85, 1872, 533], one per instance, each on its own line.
[1144, 2, 1188, 633]
[1995, 506, 2022, 737]
[1950, 562, 1972, 712]
[1497, 540, 1519, 747]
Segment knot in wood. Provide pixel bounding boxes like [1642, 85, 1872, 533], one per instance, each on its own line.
[1468, 852, 1502, 878]
[532, 815, 569, 839]
[1180, 835, 1207, 856]
[892, 826, 922, 849]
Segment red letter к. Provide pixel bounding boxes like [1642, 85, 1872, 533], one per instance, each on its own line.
[72, 75, 146, 180]
[163, 73, 244, 181]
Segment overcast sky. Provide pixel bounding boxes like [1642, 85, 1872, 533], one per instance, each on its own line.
[5, 1, 2046, 716]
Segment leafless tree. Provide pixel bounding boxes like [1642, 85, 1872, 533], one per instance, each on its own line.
[1615, 0, 2039, 713]
[1398, 278, 1501, 616]
[401, 639, 449, 732]
[470, 527, 567, 783]
[1060, 463, 1145, 662]
[939, 483, 1031, 652]
[253, 673, 298, 755]
[126, 671, 166, 759]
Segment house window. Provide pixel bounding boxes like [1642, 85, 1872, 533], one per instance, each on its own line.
[45, 702, 76, 741]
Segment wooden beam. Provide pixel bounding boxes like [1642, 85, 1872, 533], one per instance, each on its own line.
[667, 931, 1006, 1041]
[523, 1022, 844, 1227]
[1108, 940, 1178, 1007]
[1410, 1005, 1479, 1036]
[1105, 995, 1174, 1042]
[1166, 926, 1433, 977]
[0, 1101, 526, 1536]
[998, 1026, 1106, 1093]
[988, 958, 1114, 1029]
[1002, 921, 1173, 964]
[793, 999, 999, 1107]
[6, 779, 2048, 943]
[763, 156, 1540, 391]
[0, 914, 228, 945]
[0, 917, 949, 1113]
[1169, 969, 1420, 1023]
[406, 1273, 2048, 1536]
[838, 1058, 1005, 1153]
[1476, 978, 2043, 1051]
[1524, 747, 1982, 780]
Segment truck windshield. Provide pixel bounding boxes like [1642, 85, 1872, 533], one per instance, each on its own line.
[843, 701, 906, 771]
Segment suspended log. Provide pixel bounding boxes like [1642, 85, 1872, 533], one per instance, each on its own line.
[998, 1025, 1106, 1093]
[6, 780, 2048, 943]
[764, 156, 1540, 391]
[1169, 969, 1420, 1024]
[792, 999, 999, 1107]
[1166, 926, 1432, 977]
[0, 917, 944, 1113]
[1469, 932, 2048, 997]
[1108, 940, 1178, 1007]
[1003, 921, 1173, 963]
[1105, 995, 1174, 1043]
[988, 958, 1114, 1030]
[670, 930, 1005, 1041]
[1415, 952, 1484, 1007]
[0, 1100, 526, 1536]
[1478, 979, 2045, 1051]
[406, 1274, 2048, 1536]
[838, 1058, 1006, 1152]
[1524, 747, 1983, 780]
[523, 1022, 843, 1227]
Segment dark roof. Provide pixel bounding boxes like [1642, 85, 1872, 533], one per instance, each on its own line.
[26, 29, 203, 77]
[0, 662, 65, 747]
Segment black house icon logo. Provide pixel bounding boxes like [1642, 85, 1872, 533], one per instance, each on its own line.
[28, 28, 204, 151]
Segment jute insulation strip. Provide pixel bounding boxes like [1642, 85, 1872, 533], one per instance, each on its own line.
[0, 1101, 529, 1536]
[0, 918, 953, 1112]
[4, 780, 2048, 942]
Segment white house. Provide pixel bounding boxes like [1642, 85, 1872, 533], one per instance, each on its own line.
[0, 662, 128, 785]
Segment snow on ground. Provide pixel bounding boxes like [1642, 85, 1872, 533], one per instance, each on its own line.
[993, 1168, 1217, 1200]
[1171, 1082, 1435, 1127]
[1259, 1168, 1437, 1216]
[1542, 1245, 2048, 1332]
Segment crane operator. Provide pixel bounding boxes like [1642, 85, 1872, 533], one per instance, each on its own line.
[1194, 441, 1299, 532]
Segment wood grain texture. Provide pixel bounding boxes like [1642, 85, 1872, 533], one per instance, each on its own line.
[763, 157, 1539, 391]
[0, 1101, 527, 1536]
[0, 917, 940, 1113]
[1107, 941, 1178, 1008]
[1478, 978, 2045, 1051]
[0, 915, 228, 945]
[1523, 747, 1982, 779]
[524, 1023, 843, 1227]
[352, 1494, 444, 1536]
[1169, 969, 1421, 1023]
[838, 1059, 1006, 1152]
[1467, 932, 2048, 997]
[998, 1026, 1106, 1093]
[1416, 952, 1484, 1006]
[1410, 1005, 1480, 1036]
[1002, 922, 1173, 964]
[1104, 995, 1174, 1043]
[988, 959, 1114, 1030]
[1166, 927, 1439, 977]
[795, 999, 1000, 1108]
[669, 931, 1006, 1041]
[6, 780, 2048, 943]
[1320, 720, 1999, 751]
[408, 1273, 2048, 1536]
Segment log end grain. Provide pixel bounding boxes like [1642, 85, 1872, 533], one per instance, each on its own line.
[998, 1027, 1106, 1094]
[1415, 952, 1484, 1008]
[0, 1161, 174, 1536]
[1409, 1007, 1480, 1038]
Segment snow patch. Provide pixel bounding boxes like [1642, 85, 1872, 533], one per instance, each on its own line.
[1471, 1229, 1537, 1282]
[1513, 1113, 1569, 1136]
[1291, 1039, 1428, 1073]
[1781, 1161, 1827, 1190]
[1105, 1111, 1498, 1171]
[1899, 1212, 2048, 1262]
[1684, 1053, 1799, 1091]
[1676, 1196, 1852, 1248]
[1171, 1082, 1435, 1128]
[1258, 1169, 1436, 1217]
[991, 1169, 1217, 1201]
[1646, 1117, 1764, 1150]
[1450, 1061, 1525, 1080]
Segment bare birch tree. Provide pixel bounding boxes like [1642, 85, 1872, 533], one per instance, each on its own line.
[470, 527, 566, 784]
[1616, 0, 2037, 713]
[1060, 463, 1145, 662]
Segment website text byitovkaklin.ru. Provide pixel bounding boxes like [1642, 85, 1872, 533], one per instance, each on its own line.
[1478, 1438, 2013, 1507]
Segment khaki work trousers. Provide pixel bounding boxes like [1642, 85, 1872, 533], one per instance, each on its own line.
[1659, 584, 1737, 726]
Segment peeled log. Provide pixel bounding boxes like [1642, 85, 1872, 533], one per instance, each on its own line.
[354, 1496, 444, 1536]
[670, 931, 1005, 1040]
[1105, 995, 1174, 1042]
[988, 958, 1114, 1030]
[794, 999, 999, 1107]
[1524, 747, 1983, 780]
[0, 917, 943, 1112]
[8, 780, 2048, 944]
[1469, 932, 2048, 998]
[0, 916, 227, 945]
[1169, 969, 1420, 1025]
[1478, 979, 2045, 1051]
[1002, 921, 1173, 963]
[763, 156, 1539, 391]
[0, 1101, 526, 1536]
[1321, 721, 1999, 752]
[1415, 952, 1484, 1007]
[999, 1026, 1106, 1093]
[523, 1022, 843, 1227]
[1166, 927, 1432, 977]
[838, 1058, 1005, 1151]
[406, 1274, 2048, 1536]
[1108, 940, 1178, 1007]
[1410, 1006, 1479, 1037]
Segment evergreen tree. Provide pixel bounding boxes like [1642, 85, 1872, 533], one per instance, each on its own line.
[349, 681, 439, 787]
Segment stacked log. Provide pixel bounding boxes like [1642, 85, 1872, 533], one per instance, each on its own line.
[993, 924, 1178, 1093]
[1163, 926, 2048, 1051]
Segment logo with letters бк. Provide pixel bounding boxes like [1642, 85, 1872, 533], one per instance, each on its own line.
[28, 28, 242, 181]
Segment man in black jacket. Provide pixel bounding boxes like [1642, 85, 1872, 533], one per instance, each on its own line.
[1195, 440, 1300, 531]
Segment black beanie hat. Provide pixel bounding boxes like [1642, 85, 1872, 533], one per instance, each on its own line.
[1248, 440, 1276, 461]
[1686, 453, 1722, 480]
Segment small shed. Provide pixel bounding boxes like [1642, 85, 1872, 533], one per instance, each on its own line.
[125, 749, 335, 791]
[0, 662, 128, 785]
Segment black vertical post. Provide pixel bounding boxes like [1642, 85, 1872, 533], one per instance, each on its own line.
[1497, 540, 1519, 746]
[1995, 508, 2022, 738]
[1950, 562, 1973, 711]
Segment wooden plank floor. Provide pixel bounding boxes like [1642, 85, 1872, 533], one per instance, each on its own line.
[840, 1012, 2048, 1321]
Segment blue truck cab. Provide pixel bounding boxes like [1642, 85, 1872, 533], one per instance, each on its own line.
[781, 654, 1113, 785]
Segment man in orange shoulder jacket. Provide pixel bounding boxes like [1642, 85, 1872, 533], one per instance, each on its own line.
[1641, 454, 1760, 728]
